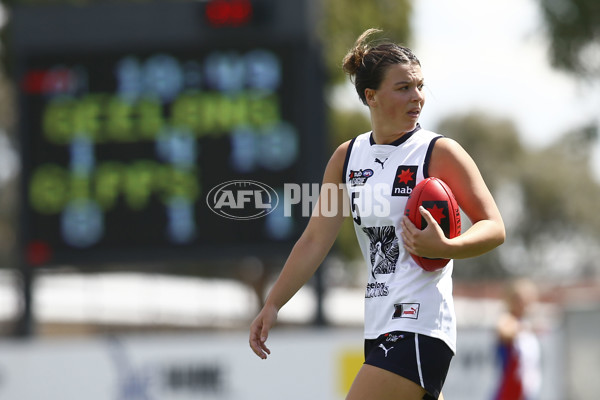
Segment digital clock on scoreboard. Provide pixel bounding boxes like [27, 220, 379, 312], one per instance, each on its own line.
[13, 0, 325, 266]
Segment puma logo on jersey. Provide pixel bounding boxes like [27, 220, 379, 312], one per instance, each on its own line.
[379, 344, 394, 357]
[375, 158, 388, 169]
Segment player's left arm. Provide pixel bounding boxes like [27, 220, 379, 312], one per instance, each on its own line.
[409, 137, 505, 260]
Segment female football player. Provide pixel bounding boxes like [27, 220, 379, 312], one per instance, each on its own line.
[250, 28, 505, 400]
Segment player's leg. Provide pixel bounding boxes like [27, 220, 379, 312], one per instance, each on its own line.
[346, 363, 426, 400]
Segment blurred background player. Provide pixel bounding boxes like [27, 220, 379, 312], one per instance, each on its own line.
[492, 278, 542, 400]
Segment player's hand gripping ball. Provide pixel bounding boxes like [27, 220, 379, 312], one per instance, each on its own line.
[404, 177, 461, 271]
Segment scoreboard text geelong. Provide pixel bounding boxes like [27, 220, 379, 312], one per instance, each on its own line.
[13, 1, 325, 265]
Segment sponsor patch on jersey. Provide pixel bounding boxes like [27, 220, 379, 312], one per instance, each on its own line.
[348, 169, 374, 186]
[392, 165, 418, 196]
[393, 303, 420, 319]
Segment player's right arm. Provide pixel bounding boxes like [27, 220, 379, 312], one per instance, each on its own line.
[249, 140, 350, 359]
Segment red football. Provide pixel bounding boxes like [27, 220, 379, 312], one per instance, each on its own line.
[403, 177, 461, 271]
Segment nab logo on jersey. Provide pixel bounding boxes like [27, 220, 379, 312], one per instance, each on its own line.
[392, 166, 418, 196]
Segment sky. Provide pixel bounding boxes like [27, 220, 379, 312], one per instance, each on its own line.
[333, 0, 600, 176]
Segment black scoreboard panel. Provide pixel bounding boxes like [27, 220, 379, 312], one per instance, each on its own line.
[12, 0, 326, 266]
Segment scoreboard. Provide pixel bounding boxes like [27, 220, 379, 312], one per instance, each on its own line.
[12, 0, 326, 266]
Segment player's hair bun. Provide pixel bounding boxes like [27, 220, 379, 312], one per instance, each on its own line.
[342, 28, 382, 77]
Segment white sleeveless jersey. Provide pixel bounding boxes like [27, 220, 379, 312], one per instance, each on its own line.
[343, 125, 457, 353]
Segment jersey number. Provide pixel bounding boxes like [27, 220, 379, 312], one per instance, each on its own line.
[351, 191, 361, 225]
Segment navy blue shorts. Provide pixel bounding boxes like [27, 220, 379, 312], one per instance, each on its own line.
[364, 331, 453, 400]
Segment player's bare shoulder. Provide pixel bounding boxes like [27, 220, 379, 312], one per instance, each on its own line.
[429, 136, 479, 182]
[325, 139, 353, 183]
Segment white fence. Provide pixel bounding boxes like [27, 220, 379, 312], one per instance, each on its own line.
[0, 324, 573, 400]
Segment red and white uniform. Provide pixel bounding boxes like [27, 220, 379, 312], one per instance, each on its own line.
[493, 326, 542, 400]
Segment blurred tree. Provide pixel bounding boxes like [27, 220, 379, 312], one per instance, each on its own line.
[438, 112, 600, 280]
[531, 0, 600, 279]
[318, 0, 413, 84]
[516, 124, 600, 278]
[537, 0, 600, 76]
[437, 113, 523, 279]
[436, 112, 525, 190]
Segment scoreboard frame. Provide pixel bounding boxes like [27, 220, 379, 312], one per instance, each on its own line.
[11, 0, 326, 267]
